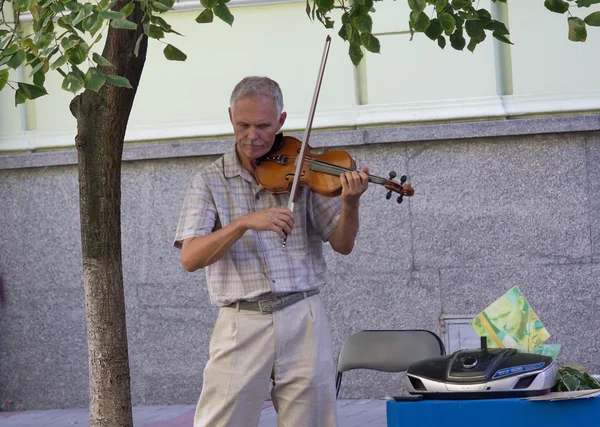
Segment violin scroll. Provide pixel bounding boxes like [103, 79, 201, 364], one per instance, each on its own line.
[384, 172, 415, 204]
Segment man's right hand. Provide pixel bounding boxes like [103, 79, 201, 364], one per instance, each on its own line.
[239, 208, 294, 239]
[181, 208, 294, 271]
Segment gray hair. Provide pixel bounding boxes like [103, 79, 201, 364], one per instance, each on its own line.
[230, 76, 284, 116]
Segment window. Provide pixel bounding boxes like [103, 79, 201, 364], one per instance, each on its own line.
[441, 315, 481, 354]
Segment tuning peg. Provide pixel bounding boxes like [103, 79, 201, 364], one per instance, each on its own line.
[388, 171, 397, 180]
[400, 175, 407, 184]
[397, 195, 403, 204]
[386, 190, 392, 200]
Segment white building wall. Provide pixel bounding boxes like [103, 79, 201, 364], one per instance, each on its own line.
[1, 1, 599, 152]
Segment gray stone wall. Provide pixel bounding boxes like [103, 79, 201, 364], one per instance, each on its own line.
[1, 115, 599, 410]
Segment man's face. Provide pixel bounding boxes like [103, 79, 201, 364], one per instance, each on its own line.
[229, 95, 286, 165]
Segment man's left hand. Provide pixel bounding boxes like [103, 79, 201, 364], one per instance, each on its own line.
[340, 166, 369, 207]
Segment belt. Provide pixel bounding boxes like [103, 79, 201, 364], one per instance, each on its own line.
[226, 289, 320, 314]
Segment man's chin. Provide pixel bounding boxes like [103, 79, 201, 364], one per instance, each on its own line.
[237, 140, 272, 161]
[241, 146, 269, 160]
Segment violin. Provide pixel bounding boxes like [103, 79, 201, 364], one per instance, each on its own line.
[263, 36, 413, 247]
[256, 134, 414, 204]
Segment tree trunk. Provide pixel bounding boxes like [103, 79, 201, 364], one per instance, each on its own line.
[69, 3, 148, 426]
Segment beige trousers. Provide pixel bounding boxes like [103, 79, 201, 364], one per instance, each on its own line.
[194, 294, 338, 427]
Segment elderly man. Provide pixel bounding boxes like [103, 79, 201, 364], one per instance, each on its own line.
[174, 76, 369, 427]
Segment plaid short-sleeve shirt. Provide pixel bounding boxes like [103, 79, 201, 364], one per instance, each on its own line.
[174, 145, 342, 307]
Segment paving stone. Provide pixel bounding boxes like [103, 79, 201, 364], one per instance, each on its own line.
[0, 400, 385, 426]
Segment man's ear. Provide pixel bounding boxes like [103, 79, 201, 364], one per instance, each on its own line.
[228, 107, 233, 125]
[278, 111, 287, 130]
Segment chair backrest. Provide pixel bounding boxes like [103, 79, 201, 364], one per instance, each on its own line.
[335, 330, 445, 398]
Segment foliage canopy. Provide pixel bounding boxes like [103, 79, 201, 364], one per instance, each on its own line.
[1, 0, 599, 106]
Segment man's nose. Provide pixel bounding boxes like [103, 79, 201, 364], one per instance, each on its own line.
[247, 127, 258, 140]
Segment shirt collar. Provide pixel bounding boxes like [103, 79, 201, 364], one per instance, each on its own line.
[223, 144, 255, 183]
[223, 145, 243, 179]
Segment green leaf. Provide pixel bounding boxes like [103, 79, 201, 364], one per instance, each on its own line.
[33, 70, 45, 87]
[544, 0, 569, 13]
[84, 67, 106, 91]
[305, 0, 311, 18]
[82, 14, 100, 32]
[92, 53, 113, 67]
[195, 9, 214, 24]
[66, 42, 89, 65]
[51, 55, 68, 70]
[134, 33, 144, 57]
[360, 32, 380, 53]
[120, 2, 136, 17]
[0, 69, 8, 91]
[105, 74, 133, 88]
[451, 0, 470, 9]
[348, 42, 363, 66]
[89, 15, 105, 36]
[583, 372, 600, 388]
[148, 25, 165, 39]
[73, 5, 93, 26]
[337, 23, 348, 41]
[99, 10, 125, 19]
[50, 3, 66, 13]
[425, 19, 444, 40]
[437, 35, 446, 49]
[64, 1, 79, 12]
[152, 16, 179, 34]
[97, 0, 117, 11]
[341, 11, 349, 25]
[201, 0, 218, 7]
[439, 12, 456, 33]
[15, 88, 28, 105]
[576, 0, 600, 6]
[346, 23, 360, 43]
[493, 31, 512, 44]
[6, 50, 26, 70]
[465, 20, 485, 41]
[568, 17, 587, 41]
[562, 373, 580, 391]
[110, 18, 138, 30]
[351, 14, 373, 33]
[17, 82, 48, 99]
[410, 11, 430, 32]
[214, 3, 234, 26]
[584, 11, 600, 26]
[408, 0, 426, 12]
[152, 1, 171, 12]
[316, 0, 335, 12]
[477, 8, 492, 23]
[485, 19, 509, 36]
[454, 13, 465, 27]
[467, 37, 479, 52]
[0, 45, 19, 58]
[436, 0, 449, 13]
[163, 44, 187, 61]
[62, 71, 85, 93]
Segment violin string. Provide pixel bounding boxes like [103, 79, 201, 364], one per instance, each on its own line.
[298, 157, 389, 185]
[269, 153, 398, 187]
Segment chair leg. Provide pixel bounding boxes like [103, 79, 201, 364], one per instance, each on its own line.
[335, 372, 342, 399]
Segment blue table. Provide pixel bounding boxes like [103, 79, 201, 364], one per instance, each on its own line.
[387, 396, 600, 426]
